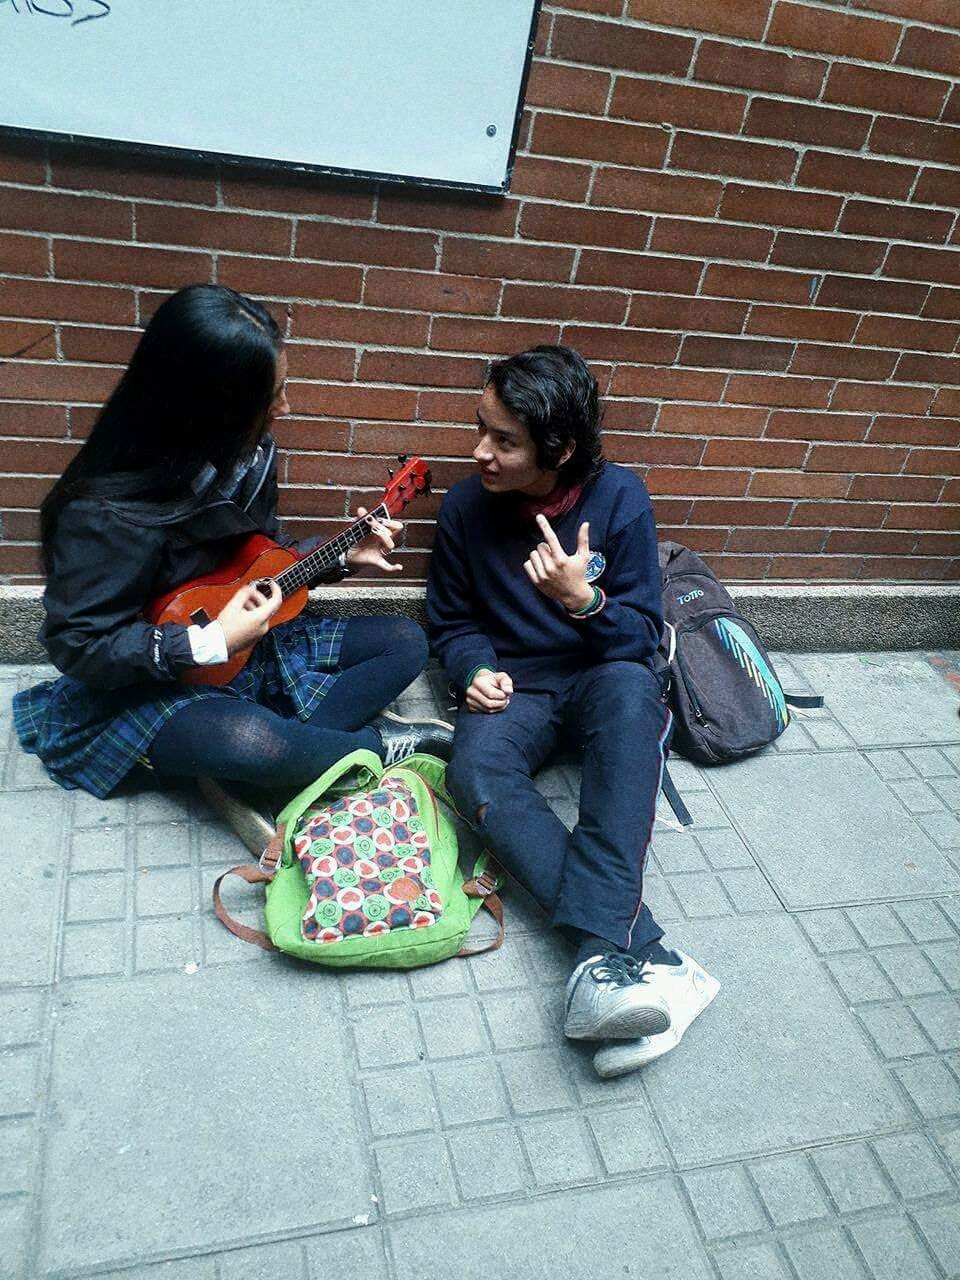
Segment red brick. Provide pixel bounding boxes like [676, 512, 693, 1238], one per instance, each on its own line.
[767, 2, 902, 61]
[291, 304, 430, 349]
[886, 244, 960, 286]
[364, 270, 499, 316]
[520, 204, 651, 253]
[650, 218, 773, 262]
[552, 0, 621, 13]
[50, 142, 217, 205]
[896, 25, 960, 76]
[824, 529, 917, 555]
[748, 472, 850, 498]
[868, 417, 958, 447]
[510, 156, 593, 204]
[221, 170, 374, 220]
[691, 498, 793, 525]
[442, 236, 574, 284]
[501, 283, 627, 324]
[596, 401, 658, 431]
[746, 305, 857, 343]
[830, 382, 936, 413]
[849, 474, 944, 502]
[703, 553, 774, 578]
[839, 201, 953, 245]
[0, 438, 80, 474]
[626, 0, 771, 39]
[358, 351, 485, 389]
[718, 184, 842, 233]
[296, 223, 437, 271]
[551, 15, 695, 75]
[604, 435, 705, 466]
[887, 499, 956, 526]
[417, 391, 487, 424]
[59, 326, 139, 365]
[728, 526, 827, 552]
[789, 343, 898, 380]
[429, 316, 561, 354]
[703, 439, 807, 467]
[725, 373, 832, 407]
[649, 467, 750, 496]
[816, 275, 928, 314]
[531, 114, 669, 168]
[904, 447, 960, 476]
[896, 351, 960, 384]
[0, 544, 42, 576]
[808, 443, 908, 473]
[945, 86, 960, 126]
[609, 366, 727, 400]
[377, 192, 519, 239]
[702, 265, 813, 305]
[913, 167, 960, 207]
[559, 326, 681, 365]
[797, 151, 917, 199]
[773, 555, 867, 577]
[745, 98, 871, 150]
[0, 136, 45, 185]
[855, 314, 959, 353]
[53, 240, 212, 291]
[923, 289, 960, 320]
[135, 204, 290, 256]
[352, 423, 476, 457]
[771, 231, 885, 274]
[0, 402, 67, 438]
[283, 344, 356, 383]
[217, 255, 360, 303]
[590, 169, 722, 218]
[0, 362, 119, 404]
[0, 319, 56, 361]
[577, 251, 703, 294]
[68, 406, 101, 438]
[611, 79, 747, 133]
[858, 556, 953, 580]
[850, 0, 957, 25]
[0, 188, 131, 241]
[629, 294, 748, 334]
[657, 404, 768, 436]
[272, 418, 351, 453]
[657, 527, 730, 553]
[525, 60, 612, 114]
[669, 133, 797, 183]
[790, 500, 886, 528]
[933, 387, 960, 414]
[870, 117, 960, 168]
[824, 62, 949, 119]
[1, 510, 41, 540]
[287, 383, 418, 421]
[765, 411, 870, 442]
[0, 232, 49, 279]
[914, 533, 960, 555]
[276, 485, 363, 520]
[0, 476, 54, 507]
[679, 335, 793, 371]
[694, 39, 826, 97]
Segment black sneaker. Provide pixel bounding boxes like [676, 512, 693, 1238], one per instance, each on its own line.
[370, 710, 454, 766]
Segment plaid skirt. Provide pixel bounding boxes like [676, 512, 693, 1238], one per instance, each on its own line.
[12, 616, 347, 799]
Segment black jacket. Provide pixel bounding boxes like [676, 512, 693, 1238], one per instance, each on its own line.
[41, 437, 340, 691]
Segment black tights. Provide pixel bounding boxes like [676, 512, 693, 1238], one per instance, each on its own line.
[147, 615, 428, 789]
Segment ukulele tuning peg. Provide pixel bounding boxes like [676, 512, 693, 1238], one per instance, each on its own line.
[397, 454, 408, 464]
[387, 468, 395, 478]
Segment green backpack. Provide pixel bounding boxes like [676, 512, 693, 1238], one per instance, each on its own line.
[212, 749, 504, 969]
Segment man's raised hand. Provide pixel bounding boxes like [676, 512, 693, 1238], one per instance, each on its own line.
[523, 513, 595, 612]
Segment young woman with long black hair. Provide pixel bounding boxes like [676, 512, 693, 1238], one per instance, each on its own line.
[14, 284, 450, 839]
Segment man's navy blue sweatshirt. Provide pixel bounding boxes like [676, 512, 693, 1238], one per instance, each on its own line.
[426, 462, 664, 692]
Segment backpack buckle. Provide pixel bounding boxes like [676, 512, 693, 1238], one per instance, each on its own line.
[258, 824, 286, 878]
[464, 869, 498, 898]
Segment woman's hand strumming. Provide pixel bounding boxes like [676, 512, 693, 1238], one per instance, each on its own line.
[216, 580, 283, 655]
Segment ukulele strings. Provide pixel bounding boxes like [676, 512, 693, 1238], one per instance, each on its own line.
[273, 501, 391, 595]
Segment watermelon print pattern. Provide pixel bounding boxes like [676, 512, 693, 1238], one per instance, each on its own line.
[294, 774, 443, 944]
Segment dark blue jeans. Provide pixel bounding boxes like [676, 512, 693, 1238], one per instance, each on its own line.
[447, 660, 671, 956]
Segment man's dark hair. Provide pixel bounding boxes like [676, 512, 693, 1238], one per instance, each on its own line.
[485, 345, 604, 484]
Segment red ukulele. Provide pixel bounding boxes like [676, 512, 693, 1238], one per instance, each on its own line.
[144, 455, 431, 687]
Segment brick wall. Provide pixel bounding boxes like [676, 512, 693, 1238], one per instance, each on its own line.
[1, 0, 959, 585]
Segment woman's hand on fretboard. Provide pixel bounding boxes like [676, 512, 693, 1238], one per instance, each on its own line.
[345, 507, 404, 575]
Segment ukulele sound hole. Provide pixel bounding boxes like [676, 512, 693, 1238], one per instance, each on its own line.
[189, 608, 212, 626]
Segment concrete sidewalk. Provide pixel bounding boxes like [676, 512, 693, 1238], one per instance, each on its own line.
[2, 650, 960, 1280]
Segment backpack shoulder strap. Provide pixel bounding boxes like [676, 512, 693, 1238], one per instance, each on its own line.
[660, 764, 693, 828]
[458, 866, 505, 956]
[211, 822, 287, 950]
[784, 693, 824, 709]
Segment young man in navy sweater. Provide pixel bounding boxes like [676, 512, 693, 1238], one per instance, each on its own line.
[427, 346, 718, 1078]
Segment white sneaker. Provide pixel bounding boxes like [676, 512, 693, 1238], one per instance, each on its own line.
[564, 952, 672, 1042]
[593, 951, 720, 1078]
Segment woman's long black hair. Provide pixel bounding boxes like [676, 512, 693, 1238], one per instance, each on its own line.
[41, 283, 282, 570]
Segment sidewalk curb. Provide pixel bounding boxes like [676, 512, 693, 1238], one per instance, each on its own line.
[3, 582, 959, 661]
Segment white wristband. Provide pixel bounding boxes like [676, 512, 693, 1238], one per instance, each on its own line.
[187, 620, 229, 666]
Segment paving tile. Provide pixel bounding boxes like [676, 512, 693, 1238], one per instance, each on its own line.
[135, 823, 193, 868]
[917, 810, 960, 847]
[825, 953, 897, 1003]
[0, 1047, 38, 1117]
[890, 779, 944, 814]
[895, 1057, 960, 1119]
[0, 788, 66, 985]
[903, 747, 956, 778]
[847, 906, 912, 949]
[875, 947, 946, 998]
[867, 751, 919, 781]
[376, 1134, 454, 1214]
[892, 899, 955, 943]
[448, 1124, 527, 1199]
[718, 868, 782, 913]
[362, 1066, 436, 1137]
[135, 864, 194, 916]
[0, 1118, 37, 1195]
[418, 996, 489, 1059]
[712, 1241, 792, 1280]
[40, 965, 373, 1272]
[71, 825, 127, 873]
[653, 832, 709, 873]
[431, 1058, 506, 1127]
[669, 872, 734, 918]
[797, 909, 862, 954]
[66, 870, 126, 923]
[804, 718, 856, 750]
[218, 1240, 307, 1279]
[0, 989, 45, 1047]
[872, 1132, 955, 1199]
[910, 993, 960, 1050]
[749, 1155, 829, 1227]
[790, 653, 960, 747]
[926, 939, 960, 989]
[95, 1258, 218, 1279]
[696, 829, 756, 871]
[588, 1102, 668, 1176]
[351, 1005, 423, 1070]
[0, 1197, 30, 1280]
[406, 959, 470, 998]
[339, 969, 407, 1008]
[388, 1177, 714, 1280]
[201, 911, 270, 966]
[642, 916, 909, 1166]
[848, 1213, 939, 1280]
[304, 1228, 389, 1280]
[710, 753, 960, 909]
[468, 943, 529, 992]
[932, 775, 960, 809]
[812, 1142, 894, 1213]
[857, 1004, 934, 1059]
[683, 1166, 767, 1240]
[72, 789, 130, 829]
[914, 1202, 960, 1277]
[481, 991, 549, 1051]
[497, 1047, 576, 1114]
[520, 1113, 597, 1188]
[60, 921, 125, 979]
[134, 917, 199, 972]
[782, 1224, 866, 1280]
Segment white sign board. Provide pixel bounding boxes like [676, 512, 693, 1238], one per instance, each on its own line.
[0, 0, 539, 192]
